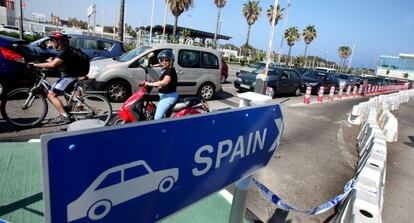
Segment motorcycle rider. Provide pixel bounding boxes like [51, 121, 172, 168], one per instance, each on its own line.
[31, 32, 85, 124]
[145, 50, 178, 120]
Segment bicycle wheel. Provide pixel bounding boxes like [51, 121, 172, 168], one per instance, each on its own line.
[1, 88, 48, 127]
[71, 94, 112, 126]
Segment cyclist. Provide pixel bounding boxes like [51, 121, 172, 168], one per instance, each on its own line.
[144, 50, 178, 120]
[31, 32, 86, 124]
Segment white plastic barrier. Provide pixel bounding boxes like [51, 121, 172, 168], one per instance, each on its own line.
[337, 89, 414, 223]
[334, 189, 381, 223]
[377, 110, 398, 142]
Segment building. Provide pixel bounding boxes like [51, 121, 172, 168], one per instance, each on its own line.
[376, 54, 414, 80]
[0, 0, 16, 26]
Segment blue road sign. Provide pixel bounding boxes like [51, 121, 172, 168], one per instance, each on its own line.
[41, 103, 284, 223]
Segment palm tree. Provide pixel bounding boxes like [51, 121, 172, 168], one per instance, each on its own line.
[118, 0, 125, 41]
[338, 46, 352, 72]
[169, 0, 193, 43]
[213, 0, 227, 48]
[284, 26, 300, 65]
[266, 4, 283, 26]
[302, 25, 317, 67]
[242, 0, 262, 47]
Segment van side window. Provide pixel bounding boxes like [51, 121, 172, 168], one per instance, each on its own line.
[178, 50, 200, 68]
[201, 52, 219, 69]
[96, 171, 121, 190]
[124, 165, 149, 181]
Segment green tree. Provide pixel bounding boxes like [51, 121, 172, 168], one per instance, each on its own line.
[242, 0, 261, 47]
[266, 4, 283, 26]
[213, 0, 227, 48]
[302, 25, 317, 67]
[180, 29, 191, 43]
[284, 26, 300, 64]
[169, 0, 193, 43]
[338, 46, 352, 72]
[403, 73, 409, 79]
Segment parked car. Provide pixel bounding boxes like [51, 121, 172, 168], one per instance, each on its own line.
[0, 25, 20, 34]
[29, 34, 127, 62]
[294, 67, 313, 76]
[301, 70, 339, 94]
[235, 61, 286, 77]
[0, 35, 37, 97]
[85, 43, 223, 102]
[314, 67, 337, 73]
[234, 67, 302, 97]
[334, 73, 359, 88]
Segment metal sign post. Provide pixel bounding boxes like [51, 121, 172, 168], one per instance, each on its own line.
[41, 103, 283, 223]
[229, 92, 275, 223]
[254, 0, 279, 95]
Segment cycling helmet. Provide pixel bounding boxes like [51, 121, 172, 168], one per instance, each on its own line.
[48, 31, 70, 41]
[157, 50, 175, 64]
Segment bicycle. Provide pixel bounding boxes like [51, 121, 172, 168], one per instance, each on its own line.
[0, 67, 113, 127]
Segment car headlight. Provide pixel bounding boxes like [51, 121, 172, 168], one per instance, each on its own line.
[237, 78, 242, 82]
[89, 65, 106, 74]
[307, 82, 318, 86]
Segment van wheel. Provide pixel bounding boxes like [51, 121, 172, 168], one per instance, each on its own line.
[197, 83, 215, 100]
[87, 200, 112, 220]
[105, 80, 131, 102]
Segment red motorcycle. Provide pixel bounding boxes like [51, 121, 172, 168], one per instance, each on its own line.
[111, 70, 209, 125]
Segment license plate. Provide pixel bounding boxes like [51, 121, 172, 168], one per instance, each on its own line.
[240, 84, 250, 89]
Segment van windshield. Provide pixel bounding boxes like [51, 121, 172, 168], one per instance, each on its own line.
[116, 46, 151, 62]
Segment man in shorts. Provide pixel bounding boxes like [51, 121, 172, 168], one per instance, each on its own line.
[32, 32, 82, 124]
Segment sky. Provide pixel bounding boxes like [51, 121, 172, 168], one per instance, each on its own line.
[22, 0, 414, 69]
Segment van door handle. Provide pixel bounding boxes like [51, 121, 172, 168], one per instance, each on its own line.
[177, 70, 183, 75]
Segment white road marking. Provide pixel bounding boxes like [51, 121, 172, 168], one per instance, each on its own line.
[28, 139, 40, 143]
[219, 189, 233, 204]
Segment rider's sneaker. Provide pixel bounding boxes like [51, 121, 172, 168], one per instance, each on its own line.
[48, 114, 71, 124]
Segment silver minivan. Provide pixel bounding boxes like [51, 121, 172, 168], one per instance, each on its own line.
[86, 44, 223, 102]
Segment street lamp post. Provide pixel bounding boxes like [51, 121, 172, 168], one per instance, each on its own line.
[217, 19, 223, 50]
[254, 0, 279, 95]
[277, 0, 291, 63]
[162, 0, 169, 43]
[18, 0, 24, 39]
[149, 0, 155, 44]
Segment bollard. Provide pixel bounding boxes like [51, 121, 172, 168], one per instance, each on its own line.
[317, 86, 325, 103]
[358, 85, 363, 96]
[352, 86, 358, 97]
[345, 86, 352, 98]
[328, 86, 335, 101]
[304, 86, 312, 104]
[338, 85, 344, 100]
